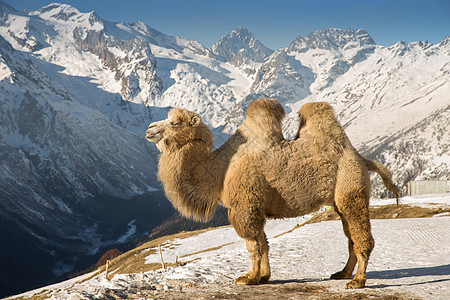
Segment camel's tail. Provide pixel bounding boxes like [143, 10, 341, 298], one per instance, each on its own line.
[363, 157, 401, 205]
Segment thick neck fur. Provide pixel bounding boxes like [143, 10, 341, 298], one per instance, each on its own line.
[158, 138, 216, 221]
[157, 128, 246, 222]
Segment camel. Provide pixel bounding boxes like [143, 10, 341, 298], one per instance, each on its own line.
[145, 99, 399, 289]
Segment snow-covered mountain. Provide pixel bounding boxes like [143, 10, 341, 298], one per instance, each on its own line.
[0, 0, 448, 297]
[251, 28, 376, 101]
[0, 2, 175, 296]
[212, 27, 273, 77]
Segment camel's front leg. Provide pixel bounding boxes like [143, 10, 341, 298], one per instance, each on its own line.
[235, 231, 270, 285]
[227, 200, 267, 285]
[236, 238, 262, 285]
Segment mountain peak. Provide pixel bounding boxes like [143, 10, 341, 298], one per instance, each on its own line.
[0, 0, 16, 13]
[33, 2, 103, 31]
[288, 28, 375, 53]
[211, 27, 273, 62]
[230, 26, 251, 38]
[36, 3, 81, 20]
[439, 36, 450, 47]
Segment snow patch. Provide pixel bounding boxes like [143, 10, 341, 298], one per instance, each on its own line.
[13, 194, 450, 299]
[116, 220, 137, 243]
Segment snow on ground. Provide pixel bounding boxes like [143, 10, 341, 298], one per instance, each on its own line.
[371, 193, 450, 209]
[10, 194, 450, 299]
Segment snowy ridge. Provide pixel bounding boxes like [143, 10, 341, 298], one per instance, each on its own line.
[0, 29, 162, 252]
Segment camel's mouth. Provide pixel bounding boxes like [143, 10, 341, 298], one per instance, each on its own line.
[146, 132, 162, 143]
[146, 123, 164, 143]
[145, 132, 155, 140]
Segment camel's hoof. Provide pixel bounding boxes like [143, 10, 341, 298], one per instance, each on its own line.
[330, 271, 353, 280]
[235, 274, 260, 285]
[345, 278, 366, 289]
[259, 275, 270, 284]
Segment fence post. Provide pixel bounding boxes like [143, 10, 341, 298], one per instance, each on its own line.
[105, 260, 110, 280]
[159, 244, 165, 270]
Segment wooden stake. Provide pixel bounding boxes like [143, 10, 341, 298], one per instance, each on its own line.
[159, 244, 165, 269]
[105, 260, 110, 280]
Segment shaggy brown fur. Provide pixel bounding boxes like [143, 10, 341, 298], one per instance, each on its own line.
[145, 99, 399, 289]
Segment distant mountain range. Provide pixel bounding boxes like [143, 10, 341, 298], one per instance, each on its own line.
[0, 1, 448, 297]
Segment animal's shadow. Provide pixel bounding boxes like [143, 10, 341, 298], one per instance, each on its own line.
[266, 264, 450, 288]
[365, 264, 450, 288]
[367, 264, 450, 279]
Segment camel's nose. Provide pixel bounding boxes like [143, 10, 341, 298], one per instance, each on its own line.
[146, 127, 157, 137]
[146, 122, 164, 142]
[147, 123, 159, 134]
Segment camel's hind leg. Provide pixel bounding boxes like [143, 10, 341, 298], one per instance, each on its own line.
[331, 213, 357, 280]
[334, 190, 374, 289]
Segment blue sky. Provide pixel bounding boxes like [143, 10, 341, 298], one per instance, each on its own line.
[7, 0, 450, 50]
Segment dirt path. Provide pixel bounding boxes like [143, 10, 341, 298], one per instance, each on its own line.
[102, 280, 413, 299]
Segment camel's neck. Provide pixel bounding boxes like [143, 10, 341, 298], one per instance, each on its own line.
[158, 134, 245, 221]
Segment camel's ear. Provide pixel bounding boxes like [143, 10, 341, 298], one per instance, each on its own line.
[190, 115, 201, 127]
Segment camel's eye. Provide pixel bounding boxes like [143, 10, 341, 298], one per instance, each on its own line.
[170, 121, 181, 126]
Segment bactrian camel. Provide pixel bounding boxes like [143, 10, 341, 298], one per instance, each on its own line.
[145, 98, 399, 289]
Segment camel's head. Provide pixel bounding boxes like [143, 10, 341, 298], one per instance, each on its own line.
[146, 108, 214, 152]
